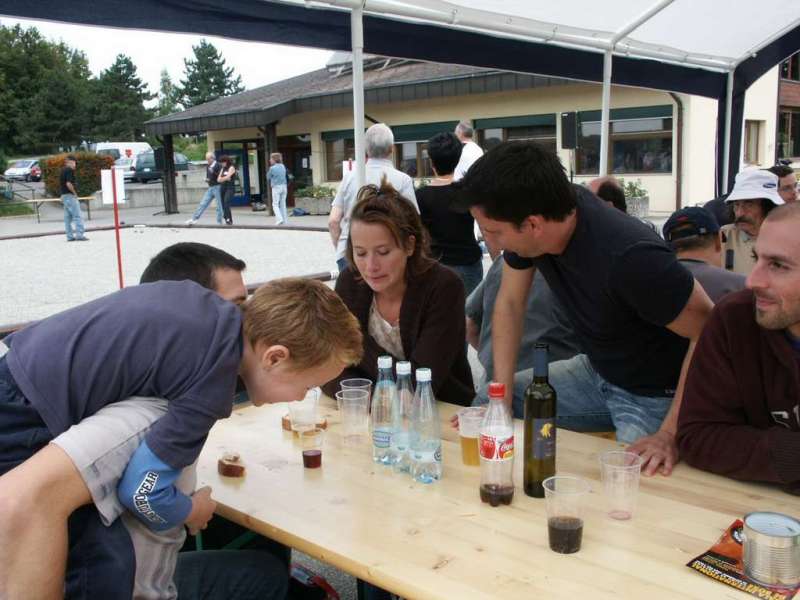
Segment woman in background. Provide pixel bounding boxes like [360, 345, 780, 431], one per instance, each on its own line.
[217, 155, 236, 225]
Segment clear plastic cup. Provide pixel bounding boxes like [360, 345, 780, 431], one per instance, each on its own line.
[543, 475, 590, 554]
[300, 427, 325, 469]
[340, 378, 372, 397]
[599, 450, 643, 520]
[335, 389, 370, 444]
[288, 388, 319, 436]
[457, 406, 485, 466]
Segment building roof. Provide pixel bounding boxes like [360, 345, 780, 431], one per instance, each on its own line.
[145, 59, 572, 136]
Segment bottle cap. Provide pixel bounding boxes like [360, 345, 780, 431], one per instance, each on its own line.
[396, 361, 411, 375]
[378, 355, 392, 369]
[488, 382, 506, 398]
[416, 367, 432, 382]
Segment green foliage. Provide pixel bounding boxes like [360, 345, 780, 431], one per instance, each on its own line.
[295, 185, 336, 199]
[0, 202, 34, 217]
[157, 68, 180, 117]
[179, 39, 244, 108]
[90, 54, 154, 141]
[0, 149, 6, 174]
[617, 177, 648, 198]
[42, 152, 113, 197]
[172, 136, 207, 161]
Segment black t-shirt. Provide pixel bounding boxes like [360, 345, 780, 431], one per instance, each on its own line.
[60, 167, 75, 195]
[206, 161, 221, 187]
[416, 184, 482, 265]
[504, 186, 694, 396]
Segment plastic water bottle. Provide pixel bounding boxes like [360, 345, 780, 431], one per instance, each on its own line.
[392, 361, 414, 473]
[371, 355, 399, 465]
[479, 382, 515, 506]
[410, 368, 442, 483]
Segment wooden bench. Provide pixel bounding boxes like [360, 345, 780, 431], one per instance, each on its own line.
[20, 197, 94, 223]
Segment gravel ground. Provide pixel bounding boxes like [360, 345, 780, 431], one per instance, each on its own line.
[1, 226, 336, 325]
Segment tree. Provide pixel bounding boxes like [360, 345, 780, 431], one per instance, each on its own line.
[179, 39, 244, 108]
[157, 68, 180, 116]
[90, 54, 154, 141]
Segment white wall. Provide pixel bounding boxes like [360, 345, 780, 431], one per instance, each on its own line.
[742, 65, 780, 168]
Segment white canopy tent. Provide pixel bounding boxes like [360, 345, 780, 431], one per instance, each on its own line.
[2, 0, 798, 192]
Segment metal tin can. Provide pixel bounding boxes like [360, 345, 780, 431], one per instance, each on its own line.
[742, 512, 800, 587]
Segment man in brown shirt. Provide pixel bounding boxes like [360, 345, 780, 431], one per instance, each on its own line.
[678, 203, 800, 493]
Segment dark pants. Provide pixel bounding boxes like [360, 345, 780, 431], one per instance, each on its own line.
[445, 259, 484, 298]
[221, 183, 234, 224]
[176, 550, 289, 600]
[0, 356, 135, 600]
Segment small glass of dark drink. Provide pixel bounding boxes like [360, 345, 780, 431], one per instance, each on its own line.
[543, 475, 590, 554]
[300, 427, 325, 469]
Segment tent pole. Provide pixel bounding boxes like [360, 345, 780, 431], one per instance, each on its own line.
[351, 4, 366, 187]
[722, 70, 734, 194]
[599, 50, 612, 177]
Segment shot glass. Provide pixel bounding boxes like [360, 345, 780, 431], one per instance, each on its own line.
[599, 450, 643, 520]
[335, 389, 370, 444]
[300, 427, 325, 469]
[543, 475, 590, 554]
[289, 388, 319, 436]
[457, 406, 485, 466]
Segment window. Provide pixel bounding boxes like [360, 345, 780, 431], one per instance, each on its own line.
[781, 53, 800, 81]
[325, 138, 355, 181]
[478, 125, 557, 154]
[744, 120, 764, 165]
[779, 109, 800, 159]
[394, 142, 433, 178]
[576, 117, 673, 175]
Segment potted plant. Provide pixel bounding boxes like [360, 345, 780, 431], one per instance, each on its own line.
[619, 178, 649, 218]
[293, 185, 336, 215]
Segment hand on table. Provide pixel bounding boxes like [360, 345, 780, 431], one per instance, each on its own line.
[627, 430, 679, 477]
[449, 414, 459, 430]
[186, 486, 216, 535]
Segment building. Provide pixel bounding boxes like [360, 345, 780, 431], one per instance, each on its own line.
[778, 51, 800, 163]
[146, 53, 784, 215]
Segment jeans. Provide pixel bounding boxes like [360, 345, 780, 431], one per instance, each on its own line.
[192, 185, 223, 224]
[271, 184, 288, 224]
[337, 257, 348, 273]
[446, 259, 484, 298]
[474, 354, 671, 444]
[175, 549, 289, 600]
[62, 194, 85, 240]
[0, 356, 135, 599]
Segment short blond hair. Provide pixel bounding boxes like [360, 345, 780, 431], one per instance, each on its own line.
[270, 152, 282, 163]
[242, 277, 362, 369]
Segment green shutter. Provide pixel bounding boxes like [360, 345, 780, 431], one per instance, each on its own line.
[321, 129, 355, 142]
[391, 121, 460, 142]
[474, 114, 556, 129]
[578, 104, 673, 123]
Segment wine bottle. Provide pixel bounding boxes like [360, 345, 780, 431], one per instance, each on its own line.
[523, 343, 556, 498]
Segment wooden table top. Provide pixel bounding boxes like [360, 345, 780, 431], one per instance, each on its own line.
[197, 398, 799, 600]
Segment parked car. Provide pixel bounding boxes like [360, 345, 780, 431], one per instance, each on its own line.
[3, 159, 41, 182]
[113, 157, 136, 182]
[131, 152, 189, 183]
[92, 141, 153, 161]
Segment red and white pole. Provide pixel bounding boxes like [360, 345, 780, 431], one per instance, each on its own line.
[111, 167, 124, 289]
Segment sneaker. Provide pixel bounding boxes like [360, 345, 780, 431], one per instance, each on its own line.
[75, 237, 89, 241]
[67, 238, 75, 242]
[185, 218, 196, 226]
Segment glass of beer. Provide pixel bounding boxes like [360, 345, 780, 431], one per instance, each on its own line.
[543, 475, 590, 554]
[458, 406, 486, 466]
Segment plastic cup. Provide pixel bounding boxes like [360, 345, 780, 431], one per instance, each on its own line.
[543, 475, 590, 554]
[340, 378, 372, 398]
[599, 450, 643, 520]
[457, 406, 485, 466]
[289, 388, 319, 436]
[335, 389, 370, 444]
[300, 427, 325, 469]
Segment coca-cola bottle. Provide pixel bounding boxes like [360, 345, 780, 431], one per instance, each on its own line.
[479, 382, 515, 507]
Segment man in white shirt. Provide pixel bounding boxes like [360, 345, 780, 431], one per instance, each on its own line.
[453, 120, 484, 181]
[328, 123, 418, 271]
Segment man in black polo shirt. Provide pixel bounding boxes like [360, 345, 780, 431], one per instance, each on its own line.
[61, 155, 88, 241]
[458, 142, 713, 476]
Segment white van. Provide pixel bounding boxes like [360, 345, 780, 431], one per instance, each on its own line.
[91, 141, 153, 161]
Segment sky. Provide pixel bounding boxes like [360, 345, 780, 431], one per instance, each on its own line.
[0, 17, 334, 101]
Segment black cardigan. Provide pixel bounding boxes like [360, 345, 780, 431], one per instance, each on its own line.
[322, 262, 474, 406]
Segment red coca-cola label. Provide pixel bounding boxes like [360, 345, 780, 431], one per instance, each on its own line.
[479, 434, 514, 461]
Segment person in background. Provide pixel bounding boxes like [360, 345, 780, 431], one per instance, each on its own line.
[186, 152, 223, 226]
[217, 155, 237, 226]
[61, 155, 88, 242]
[458, 141, 713, 476]
[589, 176, 627, 213]
[328, 123, 418, 272]
[268, 152, 289, 226]
[768, 164, 798, 204]
[417, 132, 484, 297]
[677, 203, 800, 494]
[323, 179, 473, 406]
[662, 207, 745, 303]
[721, 169, 784, 275]
[453, 120, 483, 181]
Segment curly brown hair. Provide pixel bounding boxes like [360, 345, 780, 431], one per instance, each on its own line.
[345, 178, 434, 279]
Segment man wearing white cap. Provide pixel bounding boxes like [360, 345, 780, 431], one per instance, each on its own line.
[721, 169, 785, 275]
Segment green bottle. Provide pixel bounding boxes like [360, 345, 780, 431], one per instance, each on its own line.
[523, 343, 556, 498]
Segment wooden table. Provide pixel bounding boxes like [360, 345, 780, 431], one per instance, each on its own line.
[197, 398, 800, 599]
